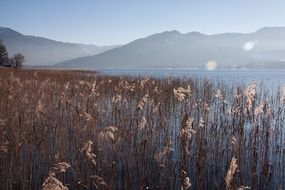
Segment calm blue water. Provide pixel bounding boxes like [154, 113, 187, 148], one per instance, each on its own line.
[98, 68, 285, 86]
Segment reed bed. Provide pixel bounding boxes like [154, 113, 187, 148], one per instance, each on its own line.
[0, 68, 284, 190]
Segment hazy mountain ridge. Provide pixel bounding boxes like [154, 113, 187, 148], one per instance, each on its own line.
[0, 27, 120, 66]
[56, 27, 285, 69]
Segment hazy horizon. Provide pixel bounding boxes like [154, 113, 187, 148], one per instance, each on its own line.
[2, 0, 285, 45]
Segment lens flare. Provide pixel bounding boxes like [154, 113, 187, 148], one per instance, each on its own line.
[205, 61, 217, 70]
[243, 41, 255, 51]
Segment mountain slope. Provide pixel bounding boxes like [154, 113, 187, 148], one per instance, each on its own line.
[0, 27, 120, 66]
[56, 27, 285, 69]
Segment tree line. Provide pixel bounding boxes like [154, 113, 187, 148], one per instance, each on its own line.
[0, 41, 24, 68]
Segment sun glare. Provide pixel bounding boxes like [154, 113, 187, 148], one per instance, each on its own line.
[205, 60, 217, 70]
[242, 41, 255, 51]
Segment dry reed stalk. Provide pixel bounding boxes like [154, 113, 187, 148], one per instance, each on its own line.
[42, 161, 71, 190]
[154, 141, 174, 167]
[215, 89, 223, 99]
[181, 177, 191, 190]
[137, 94, 149, 110]
[50, 162, 71, 174]
[180, 170, 192, 190]
[138, 116, 147, 130]
[173, 86, 191, 102]
[225, 157, 238, 190]
[0, 142, 9, 153]
[140, 78, 150, 89]
[89, 175, 109, 189]
[81, 140, 97, 166]
[35, 99, 45, 117]
[231, 136, 238, 155]
[179, 117, 196, 144]
[42, 175, 68, 190]
[237, 186, 251, 190]
[98, 126, 119, 150]
[243, 80, 257, 114]
[112, 94, 122, 104]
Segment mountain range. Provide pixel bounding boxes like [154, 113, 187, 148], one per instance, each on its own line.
[56, 27, 285, 69]
[2, 26, 285, 69]
[0, 27, 120, 66]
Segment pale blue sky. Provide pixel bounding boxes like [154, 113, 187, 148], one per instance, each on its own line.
[1, 0, 285, 45]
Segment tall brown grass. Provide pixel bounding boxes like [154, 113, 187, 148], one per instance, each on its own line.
[0, 68, 284, 189]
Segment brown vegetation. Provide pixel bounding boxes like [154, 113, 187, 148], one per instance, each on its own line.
[0, 68, 284, 189]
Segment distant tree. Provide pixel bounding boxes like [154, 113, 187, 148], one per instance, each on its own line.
[0, 41, 9, 66]
[10, 53, 25, 68]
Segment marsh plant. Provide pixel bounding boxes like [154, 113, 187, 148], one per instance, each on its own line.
[0, 68, 284, 189]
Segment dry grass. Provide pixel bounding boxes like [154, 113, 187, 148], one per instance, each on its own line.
[0, 68, 284, 189]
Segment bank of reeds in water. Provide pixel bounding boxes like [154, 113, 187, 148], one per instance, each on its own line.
[0, 68, 284, 189]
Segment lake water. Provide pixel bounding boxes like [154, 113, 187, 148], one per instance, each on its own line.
[98, 68, 285, 89]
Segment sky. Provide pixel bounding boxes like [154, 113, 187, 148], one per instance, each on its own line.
[1, 0, 285, 45]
